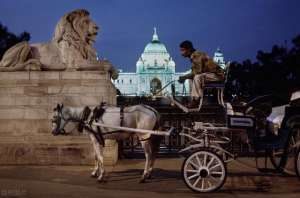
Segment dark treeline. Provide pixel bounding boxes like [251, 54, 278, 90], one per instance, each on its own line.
[0, 22, 30, 60]
[225, 35, 300, 103]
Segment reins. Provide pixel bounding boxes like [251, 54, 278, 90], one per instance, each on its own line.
[153, 80, 188, 96]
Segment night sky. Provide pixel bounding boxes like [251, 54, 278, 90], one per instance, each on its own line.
[1, 0, 300, 72]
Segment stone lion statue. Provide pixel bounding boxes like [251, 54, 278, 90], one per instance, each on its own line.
[0, 9, 118, 79]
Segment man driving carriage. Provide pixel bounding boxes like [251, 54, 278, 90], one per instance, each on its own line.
[178, 40, 225, 108]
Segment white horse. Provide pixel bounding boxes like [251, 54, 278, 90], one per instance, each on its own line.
[51, 103, 161, 183]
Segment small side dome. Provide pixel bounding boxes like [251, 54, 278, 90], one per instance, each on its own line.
[136, 57, 143, 67]
[169, 60, 175, 67]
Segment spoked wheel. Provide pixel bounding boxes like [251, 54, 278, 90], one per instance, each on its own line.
[295, 148, 300, 180]
[182, 149, 227, 193]
[269, 128, 300, 175]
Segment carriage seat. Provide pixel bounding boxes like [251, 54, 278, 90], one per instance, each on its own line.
[200, 81, 225, 108]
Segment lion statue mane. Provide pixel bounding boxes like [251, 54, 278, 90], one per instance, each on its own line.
[0, 9, 118, 78]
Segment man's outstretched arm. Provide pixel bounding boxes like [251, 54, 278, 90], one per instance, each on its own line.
[178, 73, 193, 83]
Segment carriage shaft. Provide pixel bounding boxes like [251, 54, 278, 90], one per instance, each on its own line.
[92, 123, 172, 136]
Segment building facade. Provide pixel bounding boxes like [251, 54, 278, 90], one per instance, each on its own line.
[113, 28, 225, 96]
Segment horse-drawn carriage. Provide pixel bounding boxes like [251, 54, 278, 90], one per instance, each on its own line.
[141, 76, 300, 192]
[178, 93, 300, 192]
[51, 77, 300, 193]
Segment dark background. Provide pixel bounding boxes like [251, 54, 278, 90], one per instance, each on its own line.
[1, 0, 300, 72]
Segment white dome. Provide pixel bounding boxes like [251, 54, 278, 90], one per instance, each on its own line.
[136, 28, 175, 72]
[144, 41, 167, 53]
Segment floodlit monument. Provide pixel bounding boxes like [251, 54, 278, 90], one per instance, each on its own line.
[113, 28, 226, 96]
[0, 9, 118, 165]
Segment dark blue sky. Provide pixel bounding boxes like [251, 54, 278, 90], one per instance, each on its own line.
[1, 0, 300, 72]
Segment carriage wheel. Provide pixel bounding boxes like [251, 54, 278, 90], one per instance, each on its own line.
[269, 128, 300, 175]
[182, 149, 227, 193]
[295, 148, 300, 180]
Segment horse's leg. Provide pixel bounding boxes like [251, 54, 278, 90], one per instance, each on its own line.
[140, 140, 151, 183]
[148, 136, 161, 179]
[89, 133, 105, 181]
[89, 133, 99, 177]
[148, 152, 156, 179]
[96, 144, 105, 182]
[89, 132, 105, 182]
[91, 154, 99, 177]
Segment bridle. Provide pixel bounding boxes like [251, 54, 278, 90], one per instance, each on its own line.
[52, 105, 92, 136]
[52, 108, 68, 135]
[51, 104, 105, 146]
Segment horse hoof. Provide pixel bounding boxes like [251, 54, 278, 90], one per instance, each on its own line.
[139, 178, 146, 183]
[91, 170, 99, 178]
[97, 175, 107, 183]
[91, 174, 98, 178]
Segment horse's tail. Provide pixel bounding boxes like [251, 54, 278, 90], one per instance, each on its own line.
[150, 134, 162, 154]
[152, 110, 160, 131]
[149, 106, 162, 154]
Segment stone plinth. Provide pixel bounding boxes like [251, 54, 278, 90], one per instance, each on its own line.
[0, 71, 118, 165]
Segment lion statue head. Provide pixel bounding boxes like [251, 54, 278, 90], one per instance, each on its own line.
[53, 9, 100, 67]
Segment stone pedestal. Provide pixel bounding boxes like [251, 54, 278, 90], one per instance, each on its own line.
[0, 71, 118, 165]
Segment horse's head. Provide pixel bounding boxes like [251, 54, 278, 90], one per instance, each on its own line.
[51, 103, 72, 136]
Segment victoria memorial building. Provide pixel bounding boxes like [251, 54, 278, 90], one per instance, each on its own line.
[113, 28, 226, 96]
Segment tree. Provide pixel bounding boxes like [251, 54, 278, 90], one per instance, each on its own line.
[225, 34, 300, 102]
[0, 23, 30, 60]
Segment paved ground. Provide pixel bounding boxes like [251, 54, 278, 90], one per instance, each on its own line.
[0, 158, 299, 198]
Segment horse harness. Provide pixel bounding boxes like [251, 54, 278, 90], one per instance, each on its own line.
[78, 103, 125, 147]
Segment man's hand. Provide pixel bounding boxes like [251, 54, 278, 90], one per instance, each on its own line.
[178, 76, 186, 84]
